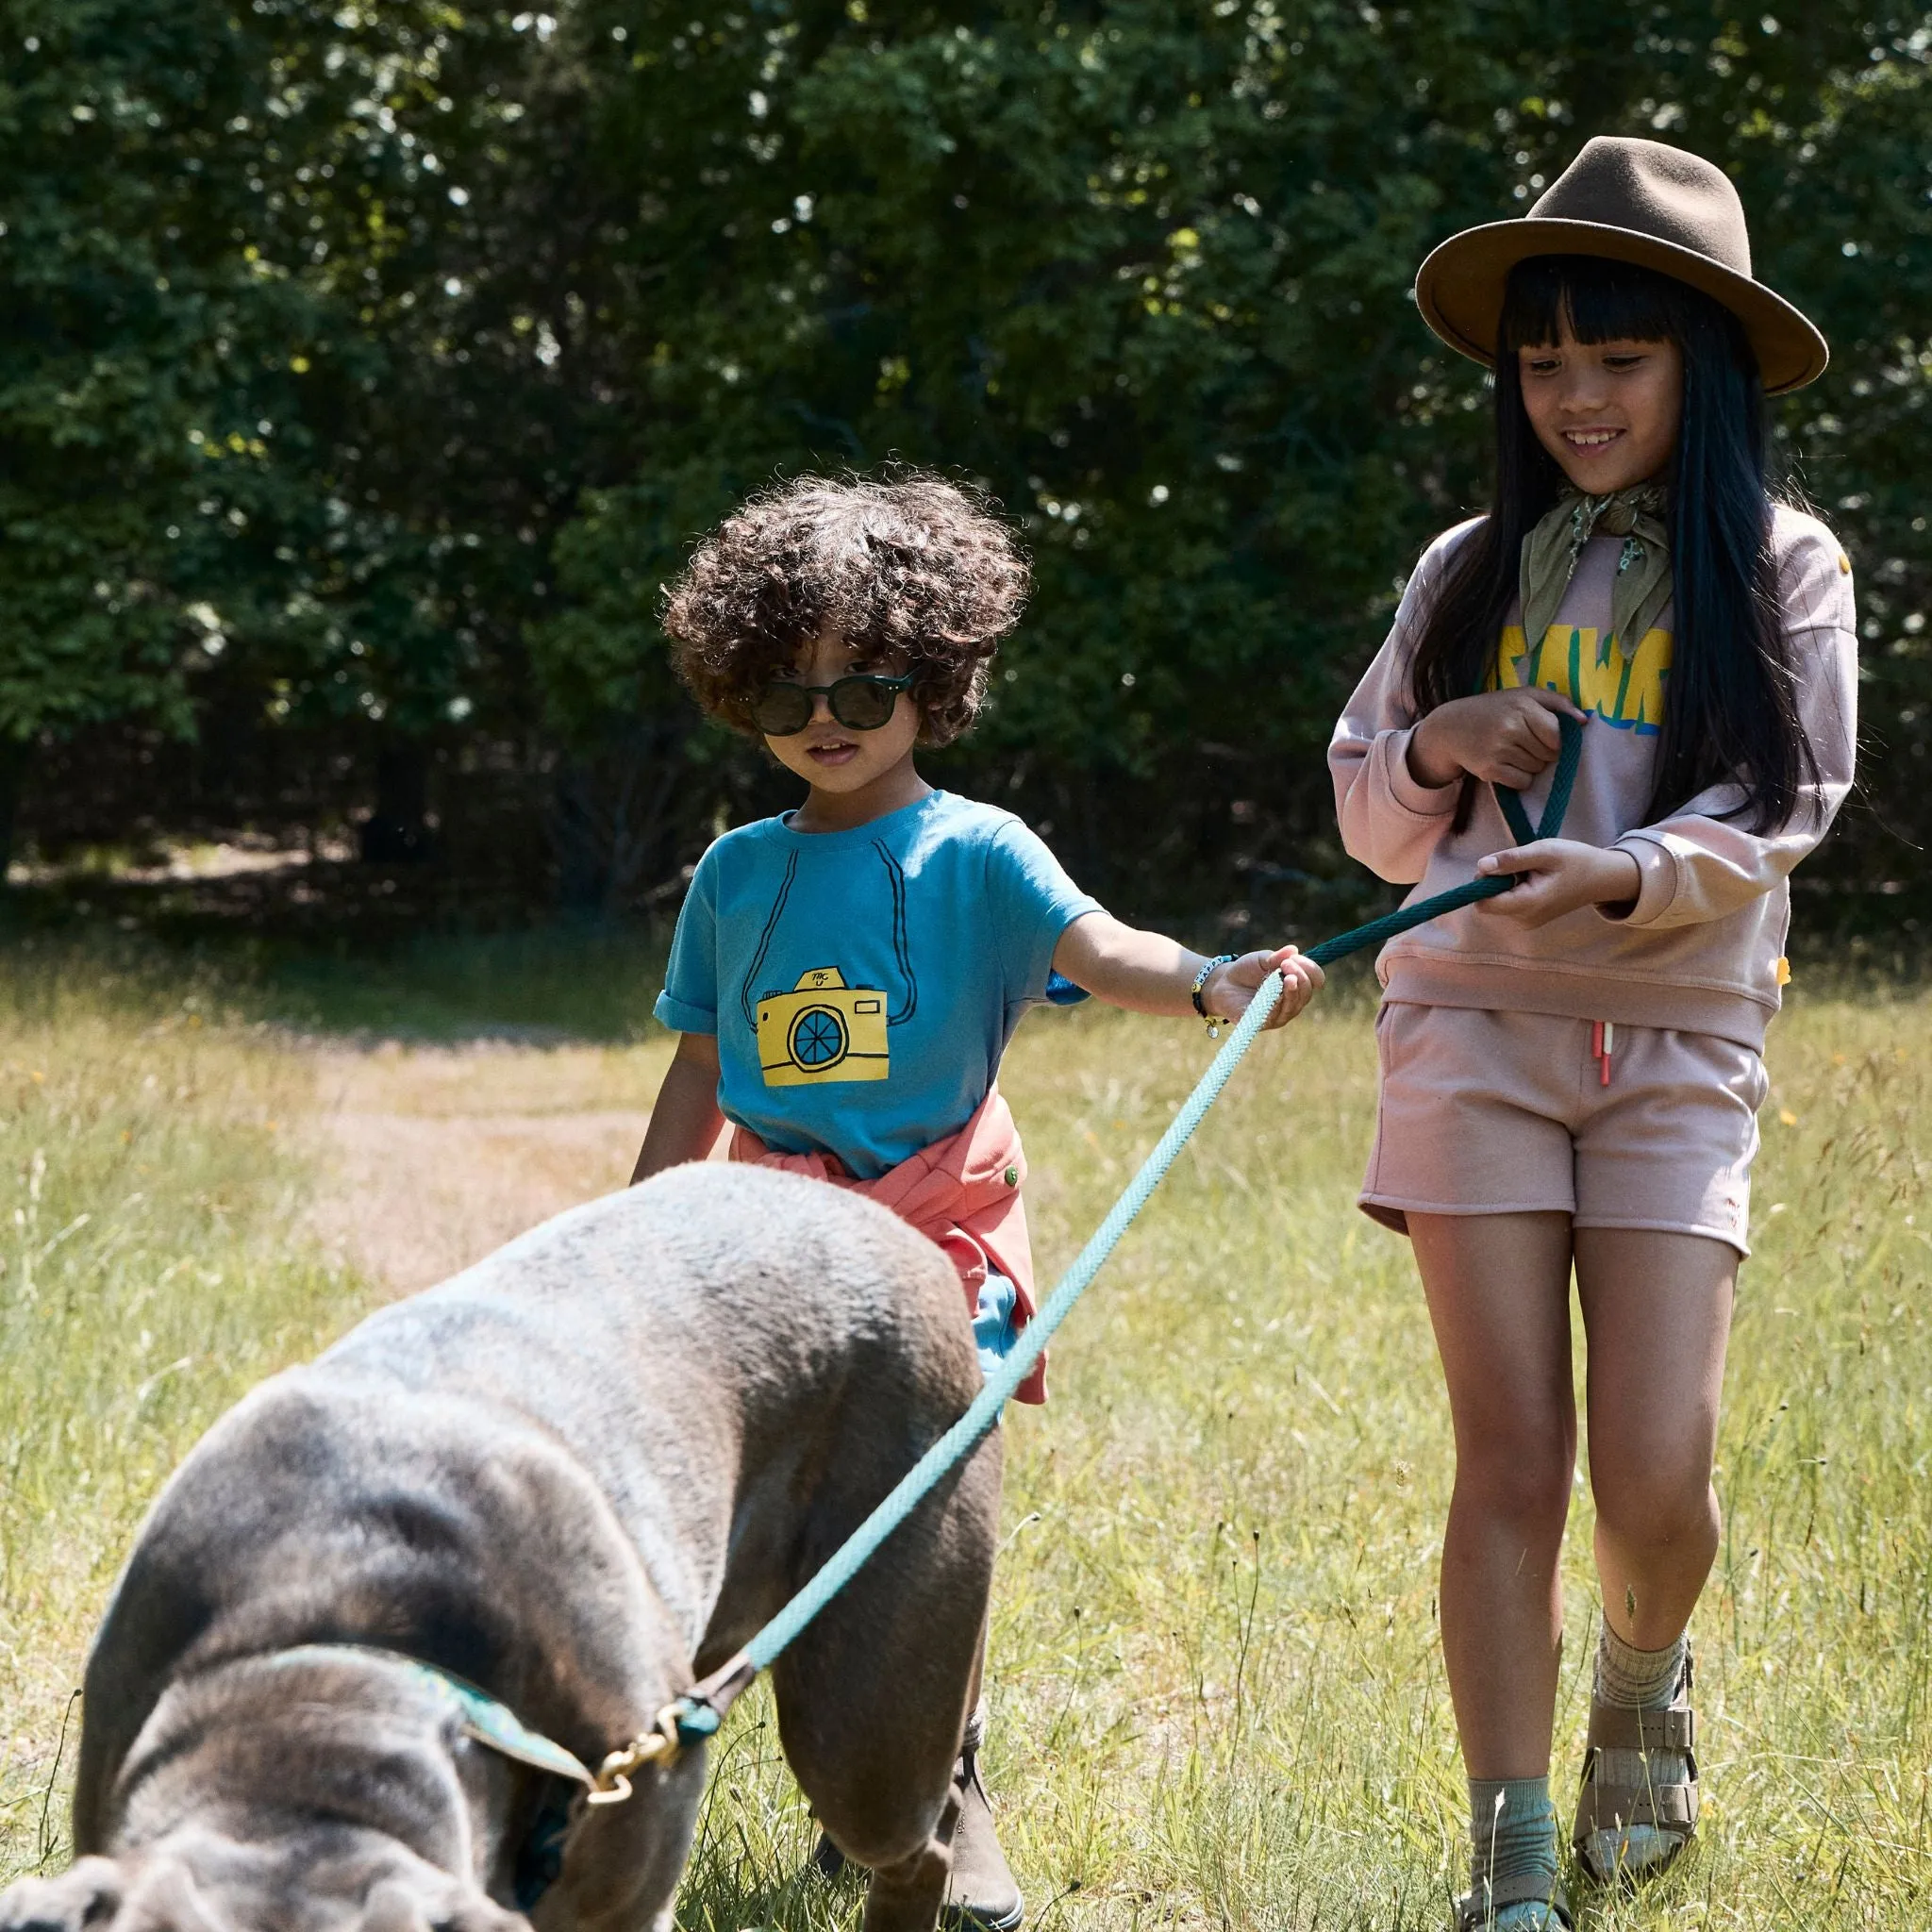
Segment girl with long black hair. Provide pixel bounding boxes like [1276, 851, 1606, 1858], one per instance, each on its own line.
[1329, 139, 1857, 1930]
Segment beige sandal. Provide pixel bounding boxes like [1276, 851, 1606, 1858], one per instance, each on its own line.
[1572, 1648, 1699, 1884]
[1452, 1871, 1573, 1930]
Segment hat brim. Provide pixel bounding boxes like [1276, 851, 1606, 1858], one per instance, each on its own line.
[1414, 216, 1828, 395]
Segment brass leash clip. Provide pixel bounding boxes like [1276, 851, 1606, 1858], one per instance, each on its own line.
[585, 1703, 687, 1806]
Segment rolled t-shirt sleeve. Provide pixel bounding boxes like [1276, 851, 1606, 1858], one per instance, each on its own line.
[983, 819, 1104, 1004]
[653, 851, 721, 1034]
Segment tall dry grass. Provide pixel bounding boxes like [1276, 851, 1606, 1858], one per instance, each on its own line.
[683, 986, 1931, 1931]
[2, 942, 1925, 1928]
[0, 947, 373, 1881]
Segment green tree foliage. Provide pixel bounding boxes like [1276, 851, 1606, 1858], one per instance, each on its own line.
[0, 4, 258, 778]
[0, 0, 535, 859]
[4, 2, 1928, 912]
[519, 0, 1932, 905]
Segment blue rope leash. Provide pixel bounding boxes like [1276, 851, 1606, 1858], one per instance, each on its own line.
[1302, 712, 1582, 968]
[669, 720, 1582, 1744]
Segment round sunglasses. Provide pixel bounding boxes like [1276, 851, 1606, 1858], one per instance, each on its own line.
[751, 672, 915, 737]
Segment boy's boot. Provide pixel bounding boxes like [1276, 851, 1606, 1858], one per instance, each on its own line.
[942, 1703, 1024, 1931]
[811, 1704, 1024, 1930]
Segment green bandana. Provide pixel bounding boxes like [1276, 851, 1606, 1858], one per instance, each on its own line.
[1519, 484, 1672, 664]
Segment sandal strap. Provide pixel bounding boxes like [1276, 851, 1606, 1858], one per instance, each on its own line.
[1574, 1769, 1700, 1834]
[1583, 1703, 1696, 1752]
[1571, 1643, 1700, 1880]
[1455, 1871, 1573, 1929]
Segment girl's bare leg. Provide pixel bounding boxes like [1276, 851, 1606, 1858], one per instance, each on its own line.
[1409, 1210, 1578, 1778]
[1574, 1228, 1736, 1646]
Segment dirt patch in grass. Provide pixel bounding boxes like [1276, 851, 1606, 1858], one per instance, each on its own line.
[300, 1040, 666, 1294]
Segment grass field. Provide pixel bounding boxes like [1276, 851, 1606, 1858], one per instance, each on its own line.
[1, 939, 1926, 1928]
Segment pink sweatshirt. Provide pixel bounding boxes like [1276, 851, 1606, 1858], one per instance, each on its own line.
[1328, 506, 1857, 1051]
[728, 1085, 1048, 1404]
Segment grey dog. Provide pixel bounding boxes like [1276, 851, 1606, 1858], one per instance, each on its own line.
[0, 1164, 1000, 1932]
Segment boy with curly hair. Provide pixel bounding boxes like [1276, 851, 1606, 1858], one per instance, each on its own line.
[632, 472, 1320, 1927]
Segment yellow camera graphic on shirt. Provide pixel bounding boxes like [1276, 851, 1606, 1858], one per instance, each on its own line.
[756, 967, 891, 1087]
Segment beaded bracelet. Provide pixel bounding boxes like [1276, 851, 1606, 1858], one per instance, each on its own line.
[1190, 954, 1238, 1036]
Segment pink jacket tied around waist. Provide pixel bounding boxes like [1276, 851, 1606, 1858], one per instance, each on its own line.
[728, 1087, 1046, 1404]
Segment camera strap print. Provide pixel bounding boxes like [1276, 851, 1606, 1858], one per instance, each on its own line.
[748, 841, 912, 1088]
[650, 721, 1583, 1756]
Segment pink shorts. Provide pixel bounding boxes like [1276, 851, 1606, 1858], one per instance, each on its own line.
[1361, 1003, 1769, 1257]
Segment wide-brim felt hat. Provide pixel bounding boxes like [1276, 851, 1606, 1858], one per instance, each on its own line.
[1414, 135, 1828, 395]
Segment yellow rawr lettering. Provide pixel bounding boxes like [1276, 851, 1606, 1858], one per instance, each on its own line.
[1493, 625, 1671, 737]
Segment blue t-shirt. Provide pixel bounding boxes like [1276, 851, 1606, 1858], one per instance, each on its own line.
[655, 791, 1102, 1179]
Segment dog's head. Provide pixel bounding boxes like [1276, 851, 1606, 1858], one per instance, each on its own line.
[0, 1840, 530, 1932]
[0, 1655, 541, 1932]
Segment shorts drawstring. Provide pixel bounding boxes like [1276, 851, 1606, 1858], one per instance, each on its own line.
[1591, 1021, 1615, 1087]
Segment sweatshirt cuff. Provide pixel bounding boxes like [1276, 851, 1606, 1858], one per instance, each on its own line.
[1599, 836, 1678, 926]
[1381, 727, 1464, 819]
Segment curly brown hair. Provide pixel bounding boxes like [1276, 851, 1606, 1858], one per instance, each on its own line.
[663, 472, 1029, 746]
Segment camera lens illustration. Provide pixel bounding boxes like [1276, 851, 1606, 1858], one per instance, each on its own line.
[757, 968, 891, 1087]
[790, 1004, 848, 1070]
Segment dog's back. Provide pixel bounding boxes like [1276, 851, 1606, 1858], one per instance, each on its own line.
[316, 1162, 985, 1639]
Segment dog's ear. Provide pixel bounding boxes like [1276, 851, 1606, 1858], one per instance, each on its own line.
[356, 1881, 433, 1932]
[0, 1855, 241, 1932]
[113, 1861, 232, 1932]
[430, 1907, 531, 1932]
[0, 1856, 127, 1931]
[357, 1883, 529, 1932]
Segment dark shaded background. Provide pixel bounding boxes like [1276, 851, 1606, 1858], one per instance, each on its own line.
[3, 1, 1926, 950]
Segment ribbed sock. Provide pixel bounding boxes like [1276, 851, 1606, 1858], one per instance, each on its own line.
[1596, 1624, 1685, 1707]
[1468, 1775, 1561, 1925]
[1587, 1624, 1689, 1878]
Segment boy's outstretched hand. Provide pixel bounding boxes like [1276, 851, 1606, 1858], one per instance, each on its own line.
[1051, 913, 1322, 1029]
[1204, 946, 1324, 1030]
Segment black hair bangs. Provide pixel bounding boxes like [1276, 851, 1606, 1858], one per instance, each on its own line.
[1500, 253, 1745, 358]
